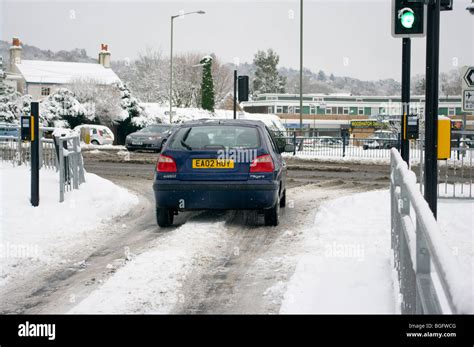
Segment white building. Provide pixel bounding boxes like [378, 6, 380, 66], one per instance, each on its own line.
[5, 38, 121, 100]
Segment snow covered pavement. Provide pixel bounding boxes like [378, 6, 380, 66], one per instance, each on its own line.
[280, 190, 397, 314]
[280, 189, 473, 314]
[0, 163, 138, 289]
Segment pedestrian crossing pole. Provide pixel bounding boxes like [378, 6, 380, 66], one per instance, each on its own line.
[424, 0, 441, 219]
[401, 37, 411, 164]
[30, 102, 40, 207]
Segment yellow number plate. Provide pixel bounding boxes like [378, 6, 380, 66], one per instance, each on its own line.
[192, 159, 234, 169]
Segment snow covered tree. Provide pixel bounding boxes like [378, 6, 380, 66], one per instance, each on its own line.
[0, 60, 32, 124]
[39, 88, 85, 127]
[252, 49, 286, 96]
[69, 78, 126, 127]
[200, 56, 215, 112]
[115, 81, 148, 144]
[317, 70, 327, 81]
[440, 69, 462, 98]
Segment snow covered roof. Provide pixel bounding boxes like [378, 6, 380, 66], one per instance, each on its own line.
[15, 60, 121, 85]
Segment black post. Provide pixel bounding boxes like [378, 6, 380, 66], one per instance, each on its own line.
[342, 132, 347, 158]
[401, 37, 411, 164]
[30, 102, 39, 207]
[424, 0, 441, 219]
[293, 132, 297, 156]
[233, 70, 237, 120]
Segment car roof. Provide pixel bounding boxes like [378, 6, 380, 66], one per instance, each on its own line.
[177, 119, 266, 127]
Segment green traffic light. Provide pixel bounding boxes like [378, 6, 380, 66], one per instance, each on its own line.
[400, 8, 415, 29]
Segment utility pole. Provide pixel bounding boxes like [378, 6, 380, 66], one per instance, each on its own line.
[233, 70, 237, 120]
[169, 16, 174, 124]
[424, 0, 441, 219]
[401, 37, 411, 164]
[299, 0, 304, 133]
[169, 10, 206, 123]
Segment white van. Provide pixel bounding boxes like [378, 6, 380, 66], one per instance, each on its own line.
[74, 124, 114, 145]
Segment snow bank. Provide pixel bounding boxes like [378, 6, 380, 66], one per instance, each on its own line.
[280, 187, 473, 314]
[280, 190, 397, 314]
[0, 163, 138, 286]
[70, 221, 227, 314]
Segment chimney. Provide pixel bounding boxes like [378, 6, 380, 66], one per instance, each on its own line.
[9, 37, 22, 72]
[98, 43, 111, 68]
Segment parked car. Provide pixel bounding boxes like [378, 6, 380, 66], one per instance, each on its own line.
[125, 124, 173, 152]
[153, 119, 294, 227]
[363, 130, 399, 150]
[0, 123, 19, 138]
[73, 124, 114, 145]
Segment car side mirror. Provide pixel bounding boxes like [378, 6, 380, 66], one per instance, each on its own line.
[283, 143, 295, 153]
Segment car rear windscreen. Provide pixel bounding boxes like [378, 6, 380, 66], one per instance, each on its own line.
[140, 126, 170, 133]
[169, 125, 260, 150]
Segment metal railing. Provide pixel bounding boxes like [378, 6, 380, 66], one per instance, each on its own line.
[418, 131, 473, 199]
[0, 128, 58, 168]
[390, 148, 468, 314]
[56, 134, 86, 202]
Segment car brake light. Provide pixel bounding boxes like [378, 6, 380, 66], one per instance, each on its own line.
[157, 154, 177, 173]
[250, 154, 274, 173]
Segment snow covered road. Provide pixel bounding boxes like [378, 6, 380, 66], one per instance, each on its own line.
[2, 158, 414, 314]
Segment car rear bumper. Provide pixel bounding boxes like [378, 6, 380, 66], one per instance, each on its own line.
[126, 141, 161, 151]
[153, 180, 279, 210]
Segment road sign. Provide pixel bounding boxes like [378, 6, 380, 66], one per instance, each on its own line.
[462, 66, 474, 112]
[463, 89, 474, 112]
[463, 67, 474, 88]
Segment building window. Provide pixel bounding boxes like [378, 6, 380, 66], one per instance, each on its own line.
[310, 106, 316, 114]
[41, 87, 51, 96]
[358, 107, 364, 115]
[448, 107, 455, 116]
[343, 107, 349, 115]
[276, 106, 283, 113]
[266, 96, 278, 101]
[294, 107, 300, 114]
[325, 107, 331, 115]
[312, 97, 324, 102]
[268, 106, 273, 113]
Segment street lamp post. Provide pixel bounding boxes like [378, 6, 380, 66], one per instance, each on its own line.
[169, 10, 205, 123]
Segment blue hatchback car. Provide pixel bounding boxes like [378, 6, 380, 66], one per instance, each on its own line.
[153, 119, 294, 227]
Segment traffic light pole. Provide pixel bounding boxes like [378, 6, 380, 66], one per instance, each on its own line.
[424, 0, 441, 219]
[233, 69, 237, 120]
[401, 37, 411, 164]
[31, 101, 39, 207]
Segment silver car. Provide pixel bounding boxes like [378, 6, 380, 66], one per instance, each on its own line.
[125, 125, 173, 152]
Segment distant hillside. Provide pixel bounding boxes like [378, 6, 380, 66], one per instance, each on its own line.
[0, 40, 96, 65]
[236, 62, 401, 96]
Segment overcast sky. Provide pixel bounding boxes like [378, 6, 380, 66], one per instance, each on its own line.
[1, 0, 473, 81]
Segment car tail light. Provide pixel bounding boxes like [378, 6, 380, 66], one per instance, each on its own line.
[156, 154, 177, 172]
[250, 154, 274, 173]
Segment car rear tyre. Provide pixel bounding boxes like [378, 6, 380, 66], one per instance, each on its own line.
[264, 200, 280, 227]
[156, 207, 174, 227]
[91, 140, 99, 145]
[280, 189, 286, 208]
